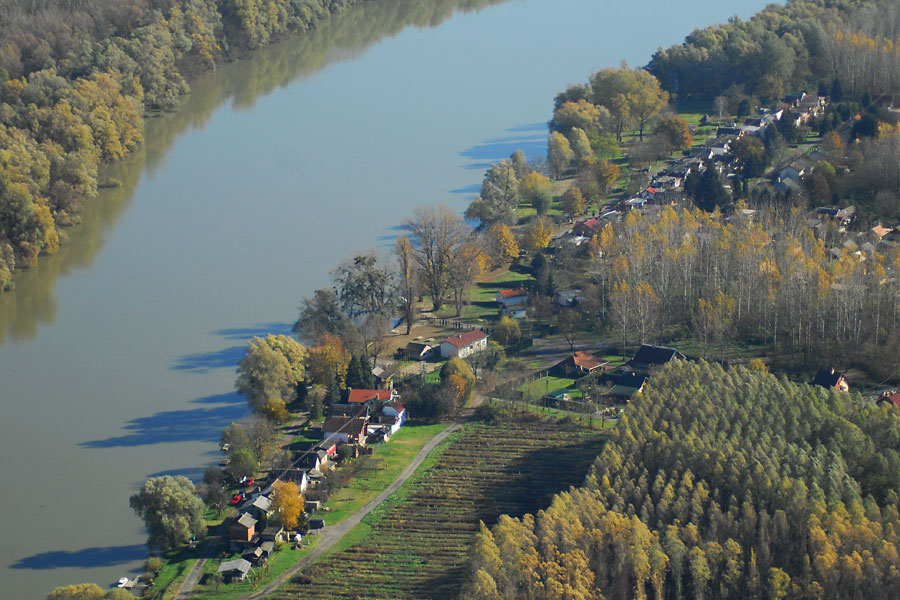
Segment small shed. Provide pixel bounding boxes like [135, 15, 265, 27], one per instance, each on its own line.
[217, 558, 252, 582]
[261, 525, 284, 543]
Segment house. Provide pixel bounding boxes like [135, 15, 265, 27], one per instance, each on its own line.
[609, 372, 648, 401]
[229, 512, 257, 542]
[500, 305, 528, 319]
[627, 345, 685, 373]
[298, 450, 323, 471]
[552, 351, 609, 377]
[239, 494, 273, 521]
[347, 388, 396, 405]
[573, 218, 602, 237]
[372, 366, 394, 389]
[495, 289, 529, 307]
[377, 401, 407, 434]
[779, 163, 805, 183]
[811, 368, 849, 391]
[440, 330, 489, 359]
[217, 558, 252, 582]
[872, 224, 892, 240]
[404, 341, 436, 361]
[557, 290, 582, 307]
[877, 391, 900, 409]
[322, 416, 369, 445]
[316, 440, 337, 458]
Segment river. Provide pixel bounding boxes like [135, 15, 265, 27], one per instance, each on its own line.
[0, 0, 774, 597]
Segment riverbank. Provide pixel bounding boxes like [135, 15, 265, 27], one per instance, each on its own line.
[1, 2, 779, 598]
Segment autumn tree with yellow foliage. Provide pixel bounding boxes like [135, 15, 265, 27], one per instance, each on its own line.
[271, 480, 303, 530]
[523, 217, 554, 252]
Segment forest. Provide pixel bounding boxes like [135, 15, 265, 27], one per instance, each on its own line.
[465, 361, 900, 600]
[550, 204, 900, 378]
[0, 0, 365, 291]
[647, 0, 900, 102]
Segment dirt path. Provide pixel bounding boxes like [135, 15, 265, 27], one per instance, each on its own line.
[242, 422, 462, 599]
[173, 557, 208, 599]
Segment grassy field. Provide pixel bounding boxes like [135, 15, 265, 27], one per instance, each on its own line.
[273, 418, 605, 600]
[517, 375, 575, 402]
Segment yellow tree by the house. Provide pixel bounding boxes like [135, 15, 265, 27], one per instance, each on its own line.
[271, 480, 303, 530]
[523, 217, 554, 251]
[487, 224, 519, 267]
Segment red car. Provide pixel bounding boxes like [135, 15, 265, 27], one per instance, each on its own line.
[230, 494, 242, 505]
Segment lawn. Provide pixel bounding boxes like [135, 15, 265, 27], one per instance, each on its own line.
[517, 376, 575, 402]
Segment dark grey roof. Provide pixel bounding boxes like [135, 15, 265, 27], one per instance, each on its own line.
[811, 369, 845, 389]
[628, 345, 684, 368]
[218, 558, 251, 575]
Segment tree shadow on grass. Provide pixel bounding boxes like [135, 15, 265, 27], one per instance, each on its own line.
[80, 397, 247, 449]
[11, 545, 146, 570]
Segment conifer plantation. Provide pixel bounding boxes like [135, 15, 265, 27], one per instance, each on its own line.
[465, 361, 900, 600]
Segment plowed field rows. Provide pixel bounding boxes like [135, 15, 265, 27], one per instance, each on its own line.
[274, 420, 604, 600]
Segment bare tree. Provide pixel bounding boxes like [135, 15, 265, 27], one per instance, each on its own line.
[403, 205, 472, 312]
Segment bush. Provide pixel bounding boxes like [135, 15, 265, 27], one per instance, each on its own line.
[144, 556, 164, 574]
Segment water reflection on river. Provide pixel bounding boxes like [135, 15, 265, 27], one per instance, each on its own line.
[0, 0, 773, 597]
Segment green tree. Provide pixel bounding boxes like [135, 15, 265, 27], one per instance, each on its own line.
[568, 127, 594, 167]
[235, 334, 307, 420]
[627, 71, 670, 141]
[129, 476, 205, 551]
[492, 315, 521, 345]
[548, 131, 574, 179]
[655, 115, 693, 151]
[561, 186, 586, 216]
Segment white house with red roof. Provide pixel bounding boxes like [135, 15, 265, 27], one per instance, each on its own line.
[495, 289, 529, 308]
[440, 330, 489, 359]
[378, 401, 407, 434]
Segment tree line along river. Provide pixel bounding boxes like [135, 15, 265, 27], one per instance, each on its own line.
[0, 0, 773, 597]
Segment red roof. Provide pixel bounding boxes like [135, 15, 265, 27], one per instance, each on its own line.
[387, 401, 405, 412]
[880, 392, 900, 409]
[497, 289, 528, 299]
[347, 389, 393, 403]
[571, 351, 606, 371]
[582, 218, 599, 228]
[646, 187, 657, 194]
[446, 330, 488, 348]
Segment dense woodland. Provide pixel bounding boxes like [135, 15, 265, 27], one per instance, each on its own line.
[647, 0, 900, 101]
[561, 205, 900, 377]
[465, 361, 900, 600]
[0, 0, 369, 291]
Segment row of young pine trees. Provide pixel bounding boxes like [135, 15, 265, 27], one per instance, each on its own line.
[464, 361, 900, 600]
